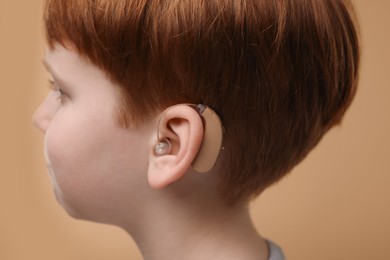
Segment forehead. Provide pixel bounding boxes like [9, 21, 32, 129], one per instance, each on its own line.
[44, 45, 86, 72]
[43, 44, 123, 105]
[44, 45, 103, 83]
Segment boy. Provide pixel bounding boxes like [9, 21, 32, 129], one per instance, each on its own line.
[33, 0, 359, 259]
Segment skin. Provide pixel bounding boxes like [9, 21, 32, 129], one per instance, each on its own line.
[33, 45, 269, 260]
[34, 45, 155, 224]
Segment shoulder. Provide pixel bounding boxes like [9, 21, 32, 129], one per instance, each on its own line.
[266, 240, 286, 260]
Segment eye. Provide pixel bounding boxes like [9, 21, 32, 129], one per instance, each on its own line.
[48, 79, 66, 100]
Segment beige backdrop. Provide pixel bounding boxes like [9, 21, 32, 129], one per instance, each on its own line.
[1, 1, 389, 259]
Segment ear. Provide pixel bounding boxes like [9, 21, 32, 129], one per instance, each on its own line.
[147, 105, 204, 189]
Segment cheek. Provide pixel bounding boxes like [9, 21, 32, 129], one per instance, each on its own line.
[43, 111, 150, 219]
[44, 118, 103, 215]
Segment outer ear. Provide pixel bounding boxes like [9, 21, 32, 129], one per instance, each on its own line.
[147, 105, 204, 189]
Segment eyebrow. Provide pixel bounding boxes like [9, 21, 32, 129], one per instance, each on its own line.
[41, 59, 71, 89]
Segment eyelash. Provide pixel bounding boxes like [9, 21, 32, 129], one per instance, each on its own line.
[48, 80, 66, 99]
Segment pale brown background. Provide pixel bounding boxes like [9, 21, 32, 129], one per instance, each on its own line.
[1, 1, 389, 259]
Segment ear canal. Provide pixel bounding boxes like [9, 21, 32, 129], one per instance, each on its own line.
[154, 138, 172, 156]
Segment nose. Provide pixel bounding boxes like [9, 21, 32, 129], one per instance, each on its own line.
[32, 92, 59, 133]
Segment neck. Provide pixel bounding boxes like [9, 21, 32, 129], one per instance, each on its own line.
[123, 198, 269, 260]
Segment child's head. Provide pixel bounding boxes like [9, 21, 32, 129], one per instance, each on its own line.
[42, 0, 359, 205]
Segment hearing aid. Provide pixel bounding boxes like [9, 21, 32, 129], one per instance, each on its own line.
[191, 104, 223, 172]
[154, 138, 172, 156]
[155, 104, 224, 173]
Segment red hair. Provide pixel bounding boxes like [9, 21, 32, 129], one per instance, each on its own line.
[45, 0, 360, 204]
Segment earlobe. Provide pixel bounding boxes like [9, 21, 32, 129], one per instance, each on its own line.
[147, 105, 204, 189]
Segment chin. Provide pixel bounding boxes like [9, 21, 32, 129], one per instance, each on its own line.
[50, 187, 84, 220]
[53, 191, 116, 225]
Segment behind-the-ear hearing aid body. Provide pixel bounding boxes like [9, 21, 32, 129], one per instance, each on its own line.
[155, 104, 224, 173]
[191, 104, 223, 173]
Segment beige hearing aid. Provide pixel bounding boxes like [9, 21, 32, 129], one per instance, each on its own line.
[191, 104, 223, 173]
[156, 104, 224, 173]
